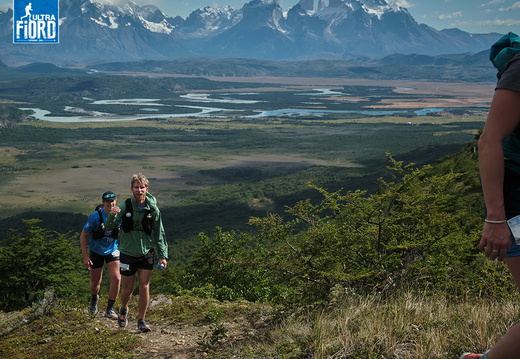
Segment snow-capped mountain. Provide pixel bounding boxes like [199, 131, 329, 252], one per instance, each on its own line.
[0, 0, 501, 65]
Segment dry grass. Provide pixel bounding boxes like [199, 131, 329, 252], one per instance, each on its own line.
[236, 292, 520, 359]
[1, 292, 518, 359]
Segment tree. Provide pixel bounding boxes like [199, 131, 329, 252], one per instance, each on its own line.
[187, 155, 515, 306]
[0, 219, 85, 311]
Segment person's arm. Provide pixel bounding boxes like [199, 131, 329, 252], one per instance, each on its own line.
[153, 211, 168, 268]
[106, 205, 122, 230]
[79, 229, 92, 270]
[478, 88, 520, 261]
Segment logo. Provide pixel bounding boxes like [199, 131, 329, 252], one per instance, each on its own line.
[13, 0, 59, 44]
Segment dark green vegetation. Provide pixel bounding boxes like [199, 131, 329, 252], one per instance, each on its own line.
[0, 70, 506, 357]
[2, 141, 517, 358]
[0, 134, 506, 308]
[0, 114, 485, 262]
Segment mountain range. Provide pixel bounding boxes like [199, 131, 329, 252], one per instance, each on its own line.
[0, 0, 502, 66]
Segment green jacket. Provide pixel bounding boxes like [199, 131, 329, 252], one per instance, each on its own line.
[106, 192, 168, 260]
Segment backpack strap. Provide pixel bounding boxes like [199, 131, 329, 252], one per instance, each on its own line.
[142, 209, 153, 235]
[121, 198, 133, 233]
[91, 209, 105, 240]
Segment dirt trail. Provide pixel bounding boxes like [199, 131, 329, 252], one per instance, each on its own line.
[131, 322, 207, 358]
[93, 314, 209, 358]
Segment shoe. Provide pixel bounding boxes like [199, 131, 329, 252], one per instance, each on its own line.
[459, 353, 483, 359]
[105, 308, 118, 319]
[89, 295, 99, 315]
[118, 307, 128, 328]
[138, 319, 151, 333]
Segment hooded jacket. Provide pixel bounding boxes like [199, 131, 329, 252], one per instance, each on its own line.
[106, 192, 168, 260]
[490, 31, 520, 77]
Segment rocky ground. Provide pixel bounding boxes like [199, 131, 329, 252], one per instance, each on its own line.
[92, 294, 266, 359]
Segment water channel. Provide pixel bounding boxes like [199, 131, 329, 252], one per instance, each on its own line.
[20, 90, 483, 123]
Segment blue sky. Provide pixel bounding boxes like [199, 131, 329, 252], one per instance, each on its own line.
[2, 0, 520, 34]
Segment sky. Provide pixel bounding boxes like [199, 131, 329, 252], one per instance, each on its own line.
[2, 0, 520, 34]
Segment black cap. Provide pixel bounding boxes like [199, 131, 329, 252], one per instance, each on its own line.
[102, 191, 116, 201]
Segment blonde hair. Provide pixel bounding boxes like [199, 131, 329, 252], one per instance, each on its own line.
[131, 173, 149, 187]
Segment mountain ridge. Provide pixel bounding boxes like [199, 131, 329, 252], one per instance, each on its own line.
[0, 0, 502, 66]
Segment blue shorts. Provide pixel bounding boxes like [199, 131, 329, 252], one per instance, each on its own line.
[504, 169, 520, 257]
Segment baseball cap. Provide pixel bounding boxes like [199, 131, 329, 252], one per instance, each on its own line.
[102, 191, 117, 201]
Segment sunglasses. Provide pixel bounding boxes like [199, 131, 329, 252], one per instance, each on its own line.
[103, 194, 116, 200]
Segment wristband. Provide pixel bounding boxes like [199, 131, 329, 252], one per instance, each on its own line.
[485, 219, 508, 224]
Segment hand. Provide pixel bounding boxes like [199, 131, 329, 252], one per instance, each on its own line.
[479, 222, 511, 261]
[110, 207, 121, 215]
[159, 259, 167, 270]
[83, 256, 93, 270]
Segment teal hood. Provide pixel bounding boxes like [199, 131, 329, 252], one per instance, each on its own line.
[146, 191, 157, 207]
[490, 32, 520, 77]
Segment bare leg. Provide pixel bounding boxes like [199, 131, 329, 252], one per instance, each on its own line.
[485, 256, 520, 359]
[486, 323, 520, 359]
[136, 268, 152, 320]
[107, 260, 121, 301]
[120, 274, 135, 309]
[90, 267, 103, 295]
[505, 256, 520, 290]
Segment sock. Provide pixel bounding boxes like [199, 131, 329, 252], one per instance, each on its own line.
[91, 294, 98, 302]
[107, 299, 116, 311]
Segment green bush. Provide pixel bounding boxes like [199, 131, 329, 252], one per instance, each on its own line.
[0, 220, 85, 311]
[185, 152, 516, 307]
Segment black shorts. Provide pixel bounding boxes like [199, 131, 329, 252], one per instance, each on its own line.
[119, 250, 154, 276]
[504, 168, 520, 218]
[90, 250, 120, 269]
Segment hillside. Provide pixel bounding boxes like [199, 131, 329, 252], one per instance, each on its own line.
[1, 139, 516, 358]
[89, 52, 496, 82]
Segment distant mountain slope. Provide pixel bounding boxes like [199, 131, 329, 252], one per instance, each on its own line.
[0, 0, 502, 66]
[90, 50, 497, 82]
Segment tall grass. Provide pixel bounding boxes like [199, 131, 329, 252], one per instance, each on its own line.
[242, 292, 520, 359]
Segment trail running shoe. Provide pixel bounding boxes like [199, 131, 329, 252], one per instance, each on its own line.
[459, 353, 483, 359]
[118, 307, 128, 328]
[137, 319, 151, 333]
[105, 308, 118, 319]
[89, 295, 99, 315]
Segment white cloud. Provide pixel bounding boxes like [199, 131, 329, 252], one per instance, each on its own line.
[438, 11, 463, 20]
[454, 18, 520, 28]
[477, 18, 520, 26]
[480, 0, 505, 7]
[387, 0, 413, 7]
[92, 0, 128, 5]
[499, 1, 520, 11]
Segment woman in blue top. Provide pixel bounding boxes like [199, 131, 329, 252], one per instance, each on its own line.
[79, 191, 121, 318]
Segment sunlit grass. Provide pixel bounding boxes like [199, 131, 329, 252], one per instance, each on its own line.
[1, 292, 517, 359]
[213, 292, 520, 359]
[0, 305, 139, 359]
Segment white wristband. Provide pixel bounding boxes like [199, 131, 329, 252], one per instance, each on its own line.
[485, 219, 508, 224]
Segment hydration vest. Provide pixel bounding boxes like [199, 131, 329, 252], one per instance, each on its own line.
[121, 198, 154, 235]
[92, 209, 119, 240]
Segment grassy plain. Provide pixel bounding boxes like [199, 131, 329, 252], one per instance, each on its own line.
[0, 114, 484, 216]
[0, 76, 491, 253]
